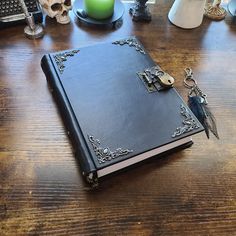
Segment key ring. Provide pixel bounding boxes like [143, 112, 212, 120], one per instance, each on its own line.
[184, 68, 197, 89]
[182, 68, 219, 139]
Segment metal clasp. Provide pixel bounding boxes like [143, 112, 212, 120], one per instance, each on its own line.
[184, 67, 208, 104]
[137, 66, 175, 92]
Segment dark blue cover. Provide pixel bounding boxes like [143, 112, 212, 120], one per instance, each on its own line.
[41, 37, 204, 186]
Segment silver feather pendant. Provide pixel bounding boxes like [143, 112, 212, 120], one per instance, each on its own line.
[184, 68, 219, 139]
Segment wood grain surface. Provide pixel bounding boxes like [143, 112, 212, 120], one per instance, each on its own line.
[1, 1, 236, 235]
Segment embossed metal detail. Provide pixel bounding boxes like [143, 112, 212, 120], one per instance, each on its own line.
[172, 104, 200, 138]
[112, 38, 146, 54]
[137, 66, 175, 92]
[88, 135, 133, 164]
[53, 50, 79, 74]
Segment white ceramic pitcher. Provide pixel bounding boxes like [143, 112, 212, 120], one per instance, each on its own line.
[168, 0, 206, 29]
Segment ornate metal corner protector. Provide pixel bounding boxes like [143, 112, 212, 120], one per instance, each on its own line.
[112, 38, 146, 54]
[172, 104, 200, 138]
[53, 49, 79, 74]
[88, 135, 133, 164]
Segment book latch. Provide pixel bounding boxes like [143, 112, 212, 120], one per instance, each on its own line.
[137, 66, 175, 92]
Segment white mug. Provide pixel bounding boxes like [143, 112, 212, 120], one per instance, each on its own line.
[168, 0, 206, 29]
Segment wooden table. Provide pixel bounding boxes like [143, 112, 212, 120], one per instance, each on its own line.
[1, 1, 236, 235]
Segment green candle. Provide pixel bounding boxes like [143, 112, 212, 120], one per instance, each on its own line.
[84, 0, 115, 20]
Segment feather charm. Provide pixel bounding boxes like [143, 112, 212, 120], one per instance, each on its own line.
[184, 68, 219, 139]
[188, 96, 219, 139]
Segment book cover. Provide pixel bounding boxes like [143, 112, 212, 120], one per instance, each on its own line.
[41, 37, 204, 186]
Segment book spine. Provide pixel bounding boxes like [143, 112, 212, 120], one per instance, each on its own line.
[41, 55, 98, 187]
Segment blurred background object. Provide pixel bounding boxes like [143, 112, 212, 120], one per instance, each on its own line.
[205, 0, 227, 20]
[73, 0, 124, 28]
[168, 0, 206, 29]
[228, 0, 236, 15]
[0, 0, 42, 28]
[39, 0, 72, 24]
[129, 0, 151, 21]
[18, 0, 44, 38]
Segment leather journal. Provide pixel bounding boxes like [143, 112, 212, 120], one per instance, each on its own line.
[41, 37, 204, 186]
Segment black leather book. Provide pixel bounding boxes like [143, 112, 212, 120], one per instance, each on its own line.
[41, 37, 204, 186]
